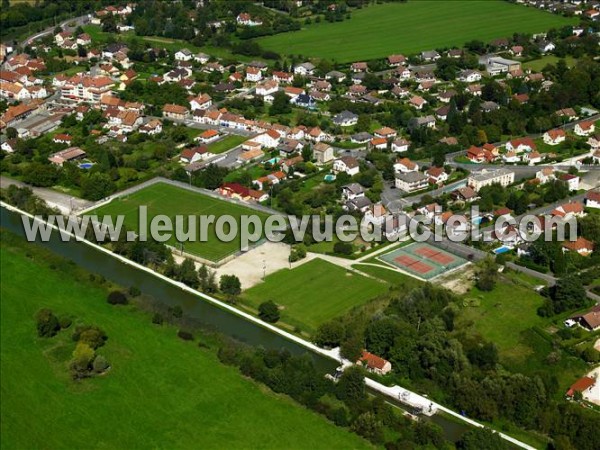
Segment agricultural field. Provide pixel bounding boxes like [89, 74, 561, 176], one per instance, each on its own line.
[90, 182, 269, 262]
[243, 258, 388, 332]
[0, 233, 370, 450]
[207, 134, 247, 154]
[257, 1, 574, 63]
[456, 272, 587, 390]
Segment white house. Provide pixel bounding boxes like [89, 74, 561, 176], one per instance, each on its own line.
[333, 156, 360, 176]
[391, 139, 410, 153]
[294, 62, 315, 76]
[584, 190, 600, 209]
[395, 171, 428, 192]
[237, 13, 263, 27]
[189, 94, 212, 111]
[253, 130, 281, 148]
[246, 67, 262, 82]
[174, 48, 193, 61]
[394, 158, 418, 173]
[574, 121, 595, 136]
[342, 183, 365, 201]
[543, 129, 566, 146]
[458, 69, 482, 83]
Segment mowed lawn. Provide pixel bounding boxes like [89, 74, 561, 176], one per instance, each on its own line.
[257, 1, 574, 62]
[244, 259, 388, 332]
[91, 182, 268, 262]
[0, 237, 370, 450]
[457, 274, 547, 364]
[208, 134, 247, 154]
[352, 263, 422, 290]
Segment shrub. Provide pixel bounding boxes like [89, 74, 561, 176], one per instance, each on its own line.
[35, 308, 60, 338]
[128, 286, 141, 297]
[73, 325, 107, 349]
[59, 316, 72, 329]
[107, 290, 128, 305]
[152, 313, 164, 325]
[70, 342, 95, 377]
[177, 330, 194, 341]
[92, 355, 110, 373]
[258, 301, 280, 323]
[333, 242, 353, 256]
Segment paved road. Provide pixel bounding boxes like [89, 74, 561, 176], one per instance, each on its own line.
[0, 176, 93, 214]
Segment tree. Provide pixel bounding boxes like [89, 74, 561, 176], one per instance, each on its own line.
[220, 274, 241, 297]
[70, 342, 95, 376]
[6, 127, 17, 139]
[336, 365, 366, 404]
[314, 321, 345, 347]
[351, 412, 384, 443]
[81, 172, 115, 200]
[475, 257, 498, 291]
[35, 308, 60, 337]
[457, 427, 509, 450]
[270, 91, 291, 115]
[177, 258, 199, 288]
[107, 290, 128, 305]
[258, 300, 280, 323]
[92, 355, 110, 373]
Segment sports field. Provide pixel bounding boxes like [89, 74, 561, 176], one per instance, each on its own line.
[207, 135, 247, 154]
[90, 182, 268, 262]
[243, 258, 388, 332]
[0, 233, 370, 450]
[257, 1, 574, 63]
[378, 242, 467, 280]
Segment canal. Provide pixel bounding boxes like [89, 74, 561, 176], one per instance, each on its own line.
[1, 206, 469, 442]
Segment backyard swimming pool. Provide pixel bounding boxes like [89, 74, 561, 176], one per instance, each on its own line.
[79, 162, 94, 169]
[493, 246, 512, 254]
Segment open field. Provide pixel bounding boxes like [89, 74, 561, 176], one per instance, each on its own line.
[243, 258, 388, 332]
[352, 263, 422, 290]
[208, 134, 247, 154]
[90, 182, 268, 262]
[522, 55, 578, 72]
[0, 233, 370, 449]
[257, 1, 574, 63]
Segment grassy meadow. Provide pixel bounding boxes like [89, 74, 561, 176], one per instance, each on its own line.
[257, 1, 574, 62]
[0, 232, 370, 449]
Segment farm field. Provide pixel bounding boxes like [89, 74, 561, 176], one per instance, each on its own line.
[243, 258, 388, 332]
[0, 233, 370, 450]
[208, 134, 247, 154]
[522, 55, 578, 71]
[90, 182, 268, 262]
[257, 1, 574, 63]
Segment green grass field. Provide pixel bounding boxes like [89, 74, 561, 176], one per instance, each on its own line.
[352, 263, 422, 289]
[257, 1, 574, 62]
[208, 135, 247, 154]
[243, 259, 388, 332]
[0, 233, 370, 449]
[90, 182, 268, 262]
[522, 55, 577, 72]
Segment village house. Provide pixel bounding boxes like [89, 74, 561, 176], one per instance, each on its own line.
[174, 48, 193, 62]
[574, 121, 595, 136]
[180, 146, 212, 164]
[294, 62, 315, 76]
[374, 126, 397, 140]
[357, 350, 392, 376]
[189, 94, 212, 111]
[52, 133, 73, 144]
[254, 130, 281, 148]
[139, 119, 162, 135]
[506, 137, 536, 153]
[551, 201, 585, 220]
[333, 156, 360, 176]
[333, 110, 358, 127]
[312, 142, 334, 164]
[162, 104, 189, 120]
[342, 183, 365, 201]
[543, 128, 566, 146]
[196, 129, 220, 144]
[585, 190, 600, 209]
[370, 137, 387, 150]
[566, 376, 597, 399]
[394, 157, 418, 173]
[391, 138, 410, 153]
[395, 171, 428, 192]
[426, 166, 449, 185]
[236, 13, 263, 26]
[253, 171, 286, 191]
[452, 185, 479, 203]
[272, 71, 294, 84]
[48, 147, 86, 166]
[562, 237, 594, 256]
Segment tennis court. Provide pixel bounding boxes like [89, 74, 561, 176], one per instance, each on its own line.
[378, 242, 467, 280]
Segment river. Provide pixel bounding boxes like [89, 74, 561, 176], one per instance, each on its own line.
[0, 206, 469, 442]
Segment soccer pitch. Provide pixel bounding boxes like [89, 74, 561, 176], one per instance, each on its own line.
[257, 1, 574, 63]
[90, 182, 269, 262]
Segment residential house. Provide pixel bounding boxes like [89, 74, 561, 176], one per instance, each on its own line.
[245, 67, 262, 82]
[551, 201, 585, 219]
[395, 171, 428, 192]
[370, 137, 388, 150]
[357, 350, 392, 376]
[566, 376, 596, 398]
[562, 237, 594, 256]
[351, 62, 368, 72]
[333, 110, 358, 127]
[458, 69, 482, 83]
[574, 121, 595, 136]
[174, 48, 193, 61]
[196, 129, 220, 144]
[452, 186, 479, 202]
[294, 62, 315, 76]
[254, 130, 281, 148]
[342, 183, 365, 201]
[391, 138, 410, 153]
[180, 146, 211, 164]
[408, 116, 436, 131]
[189, 94, 212, 111]
[536, 167, 555, 184]
[409, 95, 426, 110]
[333, 156, 360, 176]
[351, 132, 373, 144]
[506, 137, 536, 153]
[272, 71, 294, 84]
[236, 13, 263, 26]
[277, 138, 303, 157]
[559, 173, 579, 191]
[162, 104, 189, 120]
[427, 167, 448, 185]
[584, 190, 600, 209]
[313, 142, 334, 164]
[394, 157, 418, 173]
[374, 126, 397, 139]
[139, 119, 162, 135]
[543, 129, 566, 146]
[524, 151, 542, 165]
[255, 80, 279, 98]
[387, 54, 406, 67]
[48, 147, 86, 166]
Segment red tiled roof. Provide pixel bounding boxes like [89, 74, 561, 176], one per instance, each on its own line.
[359, 350, 389, 370]
[567, 377, 595, 397]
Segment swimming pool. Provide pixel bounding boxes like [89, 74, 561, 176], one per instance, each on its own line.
[493, 246, 512, 254]
[79, 163, 94, 169]
[324, 174, 336, 182]
[265, 157, 280, 165]
[471, 217, 483, 225]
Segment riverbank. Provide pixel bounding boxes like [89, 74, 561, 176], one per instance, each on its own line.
[0, 230, 372, 449]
